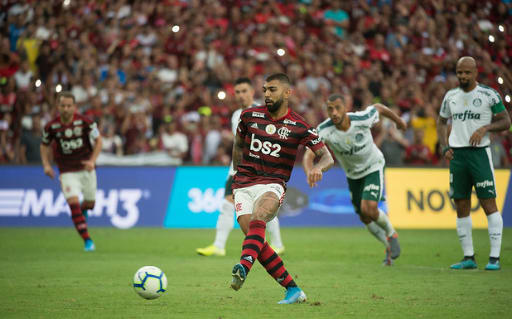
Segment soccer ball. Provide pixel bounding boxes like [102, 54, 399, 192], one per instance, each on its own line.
[133, 266, 167, 300]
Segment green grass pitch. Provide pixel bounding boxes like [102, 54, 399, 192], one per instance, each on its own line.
[1, 227, 511, 318]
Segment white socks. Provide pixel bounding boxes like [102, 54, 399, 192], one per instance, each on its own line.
[375, 209, 396, 237]
[213, 199, 235, 249]
[487, 212, 503, 258]
[267, 217, 284, 249]
[456, 216, 474, 257]
[366, 221, 388, 247]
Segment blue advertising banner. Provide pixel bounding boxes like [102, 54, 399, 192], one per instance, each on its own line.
[279, 167, 386, 227]
[162, 166, 375, 228]
[0, 166, 174, 228]
[164, 166, 234, 228]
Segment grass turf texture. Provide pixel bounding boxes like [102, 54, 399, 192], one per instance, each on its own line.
[1, 227, 511, 319]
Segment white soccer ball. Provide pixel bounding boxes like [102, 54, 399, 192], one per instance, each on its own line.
[133, 266, 167, 300]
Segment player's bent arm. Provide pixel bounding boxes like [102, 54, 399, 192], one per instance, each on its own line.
[469, 111, 511, 147]
[90, 134, 103, 163]
[303, 146, 334, 173]
[486, 110, 511, 133]
[373, 103, 407, 130]
[40, 143, 55, 178]
[40, 143, 52, 169]
[302, 148, 316, 173]
[436, 116, 450, 149]
[313, 145, 334, 172]
[436, 115, 454, 159]
[302, 146, 334, 187]
[231, 133, 244, 172]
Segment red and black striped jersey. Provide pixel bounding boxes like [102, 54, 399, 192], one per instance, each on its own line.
[42, 113, 100, 173]
[232, 106, 324, 190]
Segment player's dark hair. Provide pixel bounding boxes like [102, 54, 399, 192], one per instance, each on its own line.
[328, 93, 345, 104]
[57, 91, 76, 104]
[265, 73, 290, 85]
[235, 77, 252, 86]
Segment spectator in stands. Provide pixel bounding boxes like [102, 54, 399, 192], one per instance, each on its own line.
[100, 122, 123, 156]
[19, 113, 42, 164]
[160, 115, 188, 165]
[375, 108, 410, 166]
[0, 0, 509, 167]
[13, 60, 32, 90]
[404, 128, 433, 165]
[0, 113, 15, 163]
[490, 133, 509, 168]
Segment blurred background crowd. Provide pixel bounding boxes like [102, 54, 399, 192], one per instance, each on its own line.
[1, 0, 511, 167]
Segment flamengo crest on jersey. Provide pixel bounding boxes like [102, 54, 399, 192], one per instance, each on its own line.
[42, 113, 100, 173]
[232, 106, 324, 190]
[317, 105, 385, 179]
[439, 84, 506, 148]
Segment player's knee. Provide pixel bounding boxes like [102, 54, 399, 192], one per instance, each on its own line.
[360, 201, 378, 219]
[359, 214, 372, 224]
[238, 215, 250, 234]
[480, 198, 498, 215]
[83, 201, 95, 210]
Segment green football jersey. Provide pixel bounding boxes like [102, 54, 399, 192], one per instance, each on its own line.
[318, 106, 385, 179]
[439, 84, 505, 148]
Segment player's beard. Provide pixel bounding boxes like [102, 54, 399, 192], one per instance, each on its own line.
[458, 79, 471, 90]
[61, 113, 73, 123]
[266, 97, 283, 113]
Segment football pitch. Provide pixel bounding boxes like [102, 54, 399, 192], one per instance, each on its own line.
[1, 227, 510, 319]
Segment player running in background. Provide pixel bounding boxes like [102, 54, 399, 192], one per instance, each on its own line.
[196, 78, 285, 257]
[304, 94, 406, 265]
[40, 92, 102, 251]
[230, 73, 334, 304]
[437, 56, 511, 270]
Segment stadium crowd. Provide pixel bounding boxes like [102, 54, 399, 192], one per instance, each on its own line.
[1, 0, 511, 167]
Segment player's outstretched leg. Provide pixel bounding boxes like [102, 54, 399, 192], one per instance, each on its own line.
[278, 287, 307, 304]
[231, 220, 266, 291]
[84, 239, 95, 252]
[383, 246, 393, 266]
[257, 242, 306, 304]
[70, 202, 94, 251]
[197, 199, 234, 256]
[375, 209, 400, 260]
[387, 232, 401, 260]
[80, 202, 88, 220]
[365, 221, 392, 265]
[230, 263, 246, 291]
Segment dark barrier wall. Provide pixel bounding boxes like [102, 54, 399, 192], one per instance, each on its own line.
[0, 166, 510, 228]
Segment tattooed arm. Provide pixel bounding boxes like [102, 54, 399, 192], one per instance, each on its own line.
[302, 145, 334, 188]
[436, 116, 453, 160]
[232, 133, 245, 172]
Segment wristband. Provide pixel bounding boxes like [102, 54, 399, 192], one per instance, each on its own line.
[442, 146, 451, 155]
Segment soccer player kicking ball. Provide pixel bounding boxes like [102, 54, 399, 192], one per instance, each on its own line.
[196, 78, 285, 257]
[303, 94, 405, 265]
[40, 92, 102, 252]
[437, 56, 511, 270]
[229, 73, 334, 304]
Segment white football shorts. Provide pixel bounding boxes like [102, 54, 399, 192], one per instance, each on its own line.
[59, 170, 97, 201]
[233, 183, 285, 219]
